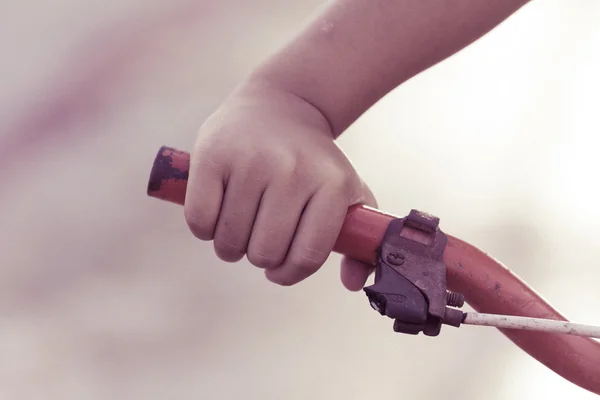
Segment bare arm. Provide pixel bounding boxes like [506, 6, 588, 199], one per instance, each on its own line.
[251, 0, 531, 136]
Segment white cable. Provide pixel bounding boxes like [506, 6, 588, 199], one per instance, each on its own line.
[462, 312, 600, 339]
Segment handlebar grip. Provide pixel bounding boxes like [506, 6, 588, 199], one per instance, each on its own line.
[147, 146, 191, 206]
[146, 146, 396, 265]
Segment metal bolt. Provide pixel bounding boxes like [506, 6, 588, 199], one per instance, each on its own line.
[386, 252, 405, 266]
[446, 291, 465, 308]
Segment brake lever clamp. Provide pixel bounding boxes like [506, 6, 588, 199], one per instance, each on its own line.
[364, 209, 465, 336]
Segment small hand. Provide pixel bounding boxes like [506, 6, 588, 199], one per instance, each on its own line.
[184, 80, 377, 289]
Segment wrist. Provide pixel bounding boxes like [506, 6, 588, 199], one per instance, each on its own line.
[234, 75, 336, 138]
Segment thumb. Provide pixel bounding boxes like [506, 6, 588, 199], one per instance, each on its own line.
[340, 178, 378, 291]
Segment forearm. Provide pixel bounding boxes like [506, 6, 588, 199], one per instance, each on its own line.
[250, 0, 531, 136]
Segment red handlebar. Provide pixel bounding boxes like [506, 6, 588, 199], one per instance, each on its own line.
[147, 146, 600, 395]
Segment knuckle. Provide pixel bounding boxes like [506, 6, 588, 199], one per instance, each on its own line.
[277, 151, 298, 173]
[193, 133, 239, 171]
[191, 146, 227, 175]
[297, 257, 326, 274]
[268, 258, 323, 287]
[269, 275, 297, 287]
[247, 248, 282, 270]
[263, 150, 299, 179]
[246, 150, 270, 168]
[284, 158, 315, 192]
[291, 248, 328, 273]
[244, 155, 273, 183]
[213, 234, 246, 262]
[339, 172, 356, 194]
[184, 207, 214, 241]
[323, 166, 355, 194]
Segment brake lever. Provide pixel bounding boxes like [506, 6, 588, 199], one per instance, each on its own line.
[146, 146, 600, 395]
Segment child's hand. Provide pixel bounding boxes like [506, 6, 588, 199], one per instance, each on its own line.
[184, 81, 377, 290]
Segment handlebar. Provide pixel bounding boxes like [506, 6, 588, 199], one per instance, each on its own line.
[147, 145, 600, 395]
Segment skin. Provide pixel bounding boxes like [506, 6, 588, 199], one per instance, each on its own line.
[184, 0, 532, 290]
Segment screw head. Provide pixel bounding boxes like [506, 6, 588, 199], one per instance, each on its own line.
[386, 252, 405, 266]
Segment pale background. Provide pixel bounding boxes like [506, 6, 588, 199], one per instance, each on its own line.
[1, 0, 599, 399]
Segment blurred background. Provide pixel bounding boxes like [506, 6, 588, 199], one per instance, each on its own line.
[1, 0, 599, 399]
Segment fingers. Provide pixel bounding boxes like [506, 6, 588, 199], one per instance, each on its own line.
[212, 169, 266, 262]
[340, 256, 373, 291]
[246, 181, 312, 270]
[264, 187, 349, 286]
[184, 136, 377, 289]
[184, 147, 226, 241]
[340, 180, 378, 291]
